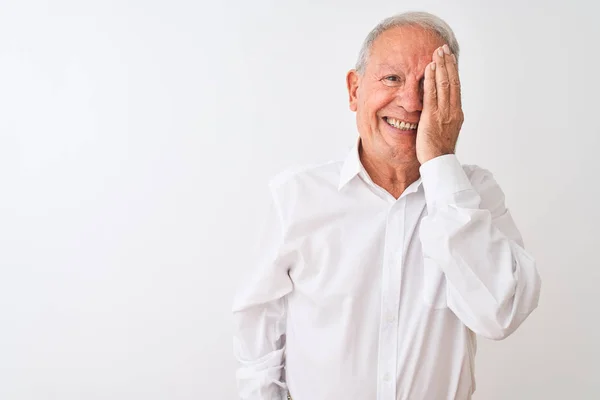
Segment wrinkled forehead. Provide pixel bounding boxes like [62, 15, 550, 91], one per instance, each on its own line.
[368, 26, 444, 72]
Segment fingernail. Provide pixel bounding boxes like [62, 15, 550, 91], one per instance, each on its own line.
[443, 44, 451, 54]
[437, 48, 444, 57]
[430, 62, 436, 71]
[452, 54, 457, 64]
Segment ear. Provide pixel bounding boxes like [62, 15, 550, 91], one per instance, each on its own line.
[346, 69, 359, 112]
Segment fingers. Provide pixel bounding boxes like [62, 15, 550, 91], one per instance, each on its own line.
[423, 59, 437, 112]
[434, 46, 450, 110]
[430, 44, 461, 112]
[443, 46, 462, 109]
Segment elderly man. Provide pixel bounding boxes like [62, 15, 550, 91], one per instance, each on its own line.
[232, 11, 541, 400]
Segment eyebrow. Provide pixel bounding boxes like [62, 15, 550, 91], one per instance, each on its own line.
[374, 63, 405, 71]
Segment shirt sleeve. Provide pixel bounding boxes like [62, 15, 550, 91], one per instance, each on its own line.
[232, 183, 295, 399]
[418, 154, 542, 340]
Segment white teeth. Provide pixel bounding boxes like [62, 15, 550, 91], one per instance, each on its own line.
[386, 117, 417, 130]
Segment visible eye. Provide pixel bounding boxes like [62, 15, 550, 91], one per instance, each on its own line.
[381, 75, 403, 87]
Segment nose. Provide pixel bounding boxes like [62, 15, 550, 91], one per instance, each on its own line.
[396, 79, 423, 114]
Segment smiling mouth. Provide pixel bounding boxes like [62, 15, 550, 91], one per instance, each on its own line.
[383, 117, 418, 131]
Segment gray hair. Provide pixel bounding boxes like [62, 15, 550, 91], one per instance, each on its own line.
[355, 11, 460, 74]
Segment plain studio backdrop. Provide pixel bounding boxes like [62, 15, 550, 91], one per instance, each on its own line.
[1, 0, 598, 399]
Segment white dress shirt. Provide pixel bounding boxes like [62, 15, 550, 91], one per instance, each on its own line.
[232, 139, 541, 400]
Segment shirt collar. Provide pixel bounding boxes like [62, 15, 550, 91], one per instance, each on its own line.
[337, 137, 423, 195]
[338, 137, 363, 190]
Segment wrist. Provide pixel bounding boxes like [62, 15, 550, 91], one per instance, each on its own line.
[419, 149, 454, 164]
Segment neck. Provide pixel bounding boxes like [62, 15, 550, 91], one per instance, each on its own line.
[359, 142, 421, 199]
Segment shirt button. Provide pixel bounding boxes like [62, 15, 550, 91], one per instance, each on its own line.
[383, 372, 391, 382]
[386, 313, 395, 323]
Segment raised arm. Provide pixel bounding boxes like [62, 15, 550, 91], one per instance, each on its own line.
[419, 156, 541, 339]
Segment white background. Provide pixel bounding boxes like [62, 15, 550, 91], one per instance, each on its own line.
[1, 0, 598, 399]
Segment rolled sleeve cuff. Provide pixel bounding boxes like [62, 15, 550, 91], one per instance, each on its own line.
[236, 347, 287, 399]
[419, 154, 473, 206]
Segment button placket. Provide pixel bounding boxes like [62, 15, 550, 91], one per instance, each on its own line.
[376, 201, 406, 399]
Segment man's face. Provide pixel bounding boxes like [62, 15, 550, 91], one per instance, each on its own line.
[347, 25, 445, 163]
